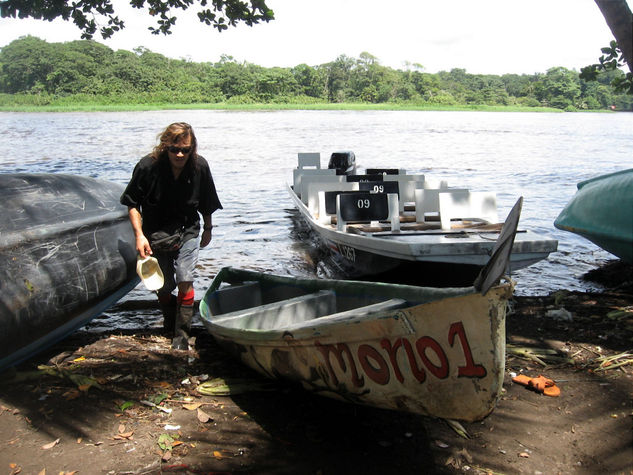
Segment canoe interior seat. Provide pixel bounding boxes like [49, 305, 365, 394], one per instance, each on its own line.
[304, 298, 407, 325]
[212, 290, 337, 330]
[207, 281, 263, 315]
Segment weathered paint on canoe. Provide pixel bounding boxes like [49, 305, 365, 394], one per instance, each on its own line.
[200, 267, 513, 422]
[555, 169, 633, 263]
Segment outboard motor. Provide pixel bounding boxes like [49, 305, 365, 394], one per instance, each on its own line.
[328, 151, 357, 175]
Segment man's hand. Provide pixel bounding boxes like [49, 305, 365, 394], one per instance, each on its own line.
[136, 235, 152, 258]
[200, 228, 212, 248]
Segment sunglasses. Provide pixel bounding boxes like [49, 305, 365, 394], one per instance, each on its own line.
[168, 145, 191, 154]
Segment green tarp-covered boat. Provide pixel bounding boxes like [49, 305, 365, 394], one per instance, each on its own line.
[554, 169, 633, 264]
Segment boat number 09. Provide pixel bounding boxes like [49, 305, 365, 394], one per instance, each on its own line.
[357, 198, 372, 208]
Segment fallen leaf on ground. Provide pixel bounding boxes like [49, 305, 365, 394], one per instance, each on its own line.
[183, 403, 202, 411]
[213, 450, 223, 460]
[41, 438, 60, 450]
[197, 377, 276, 396]
[158, 433, 175, 451]
[62, 389, 82, 400]
[197, 408, 212, 423]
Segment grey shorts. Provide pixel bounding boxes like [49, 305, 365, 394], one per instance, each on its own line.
[156, 237, 199, 294]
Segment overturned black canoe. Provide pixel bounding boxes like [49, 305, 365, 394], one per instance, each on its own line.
[0, 174, 139, 371]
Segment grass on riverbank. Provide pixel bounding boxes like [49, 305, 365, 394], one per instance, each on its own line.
[0, 101, 565, 113]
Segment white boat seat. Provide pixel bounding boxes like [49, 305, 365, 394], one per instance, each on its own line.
[384, 174, 426, 212]
[299, 174, 345, 203]
[415, 188, 469, 223]
[312, 185, 360, 223]
[212, 290, 337, 330]
[423, 178, 449, 189]
[293, 168, 336, 196]
[439, 191, 499, 230]
[297, 152, 321, 169]
[337, 192, 400, 232]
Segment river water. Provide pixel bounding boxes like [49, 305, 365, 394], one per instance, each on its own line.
[1, 110, 631, 329]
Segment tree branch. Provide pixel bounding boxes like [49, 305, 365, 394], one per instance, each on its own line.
[594, 0, 633, 73]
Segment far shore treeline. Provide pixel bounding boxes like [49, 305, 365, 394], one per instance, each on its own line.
[1, 35, 632, 112]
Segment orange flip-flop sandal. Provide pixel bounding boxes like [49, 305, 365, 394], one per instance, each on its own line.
[512, 374, 560, 397]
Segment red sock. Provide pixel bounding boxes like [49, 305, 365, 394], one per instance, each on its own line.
[177, 289, 195, 306]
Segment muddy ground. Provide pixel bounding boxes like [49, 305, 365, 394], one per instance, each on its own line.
[0, 261, 631, 475]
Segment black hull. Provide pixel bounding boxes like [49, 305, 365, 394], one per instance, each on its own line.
[0, 174, 138, 371]
[326, 241, 483, 287]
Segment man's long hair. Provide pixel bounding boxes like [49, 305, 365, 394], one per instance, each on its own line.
[151, 122, 199, 163]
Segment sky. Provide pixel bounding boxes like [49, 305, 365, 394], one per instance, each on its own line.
[0, 0, 628, 75]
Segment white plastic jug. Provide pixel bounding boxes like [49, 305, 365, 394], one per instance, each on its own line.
[136, 256, 164, 291]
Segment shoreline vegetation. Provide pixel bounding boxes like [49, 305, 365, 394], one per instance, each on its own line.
[1, 36, 632, 114]
[0, 100, 570, 113]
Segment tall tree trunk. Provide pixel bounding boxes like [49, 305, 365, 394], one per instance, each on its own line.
[594, 0, 633, 73]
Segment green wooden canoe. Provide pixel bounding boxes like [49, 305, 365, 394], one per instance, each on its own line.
[554, 169, 633, 264]
[199, 266, 513, 422]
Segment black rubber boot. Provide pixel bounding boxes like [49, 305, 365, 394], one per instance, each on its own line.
[159, 295, 177, 337]
[172, 304, 193, 350]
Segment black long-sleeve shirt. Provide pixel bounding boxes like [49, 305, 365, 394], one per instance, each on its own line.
[120, 154, 222, 243]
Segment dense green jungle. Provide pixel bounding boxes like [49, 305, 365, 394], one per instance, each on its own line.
[1, 35, 632, 111]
